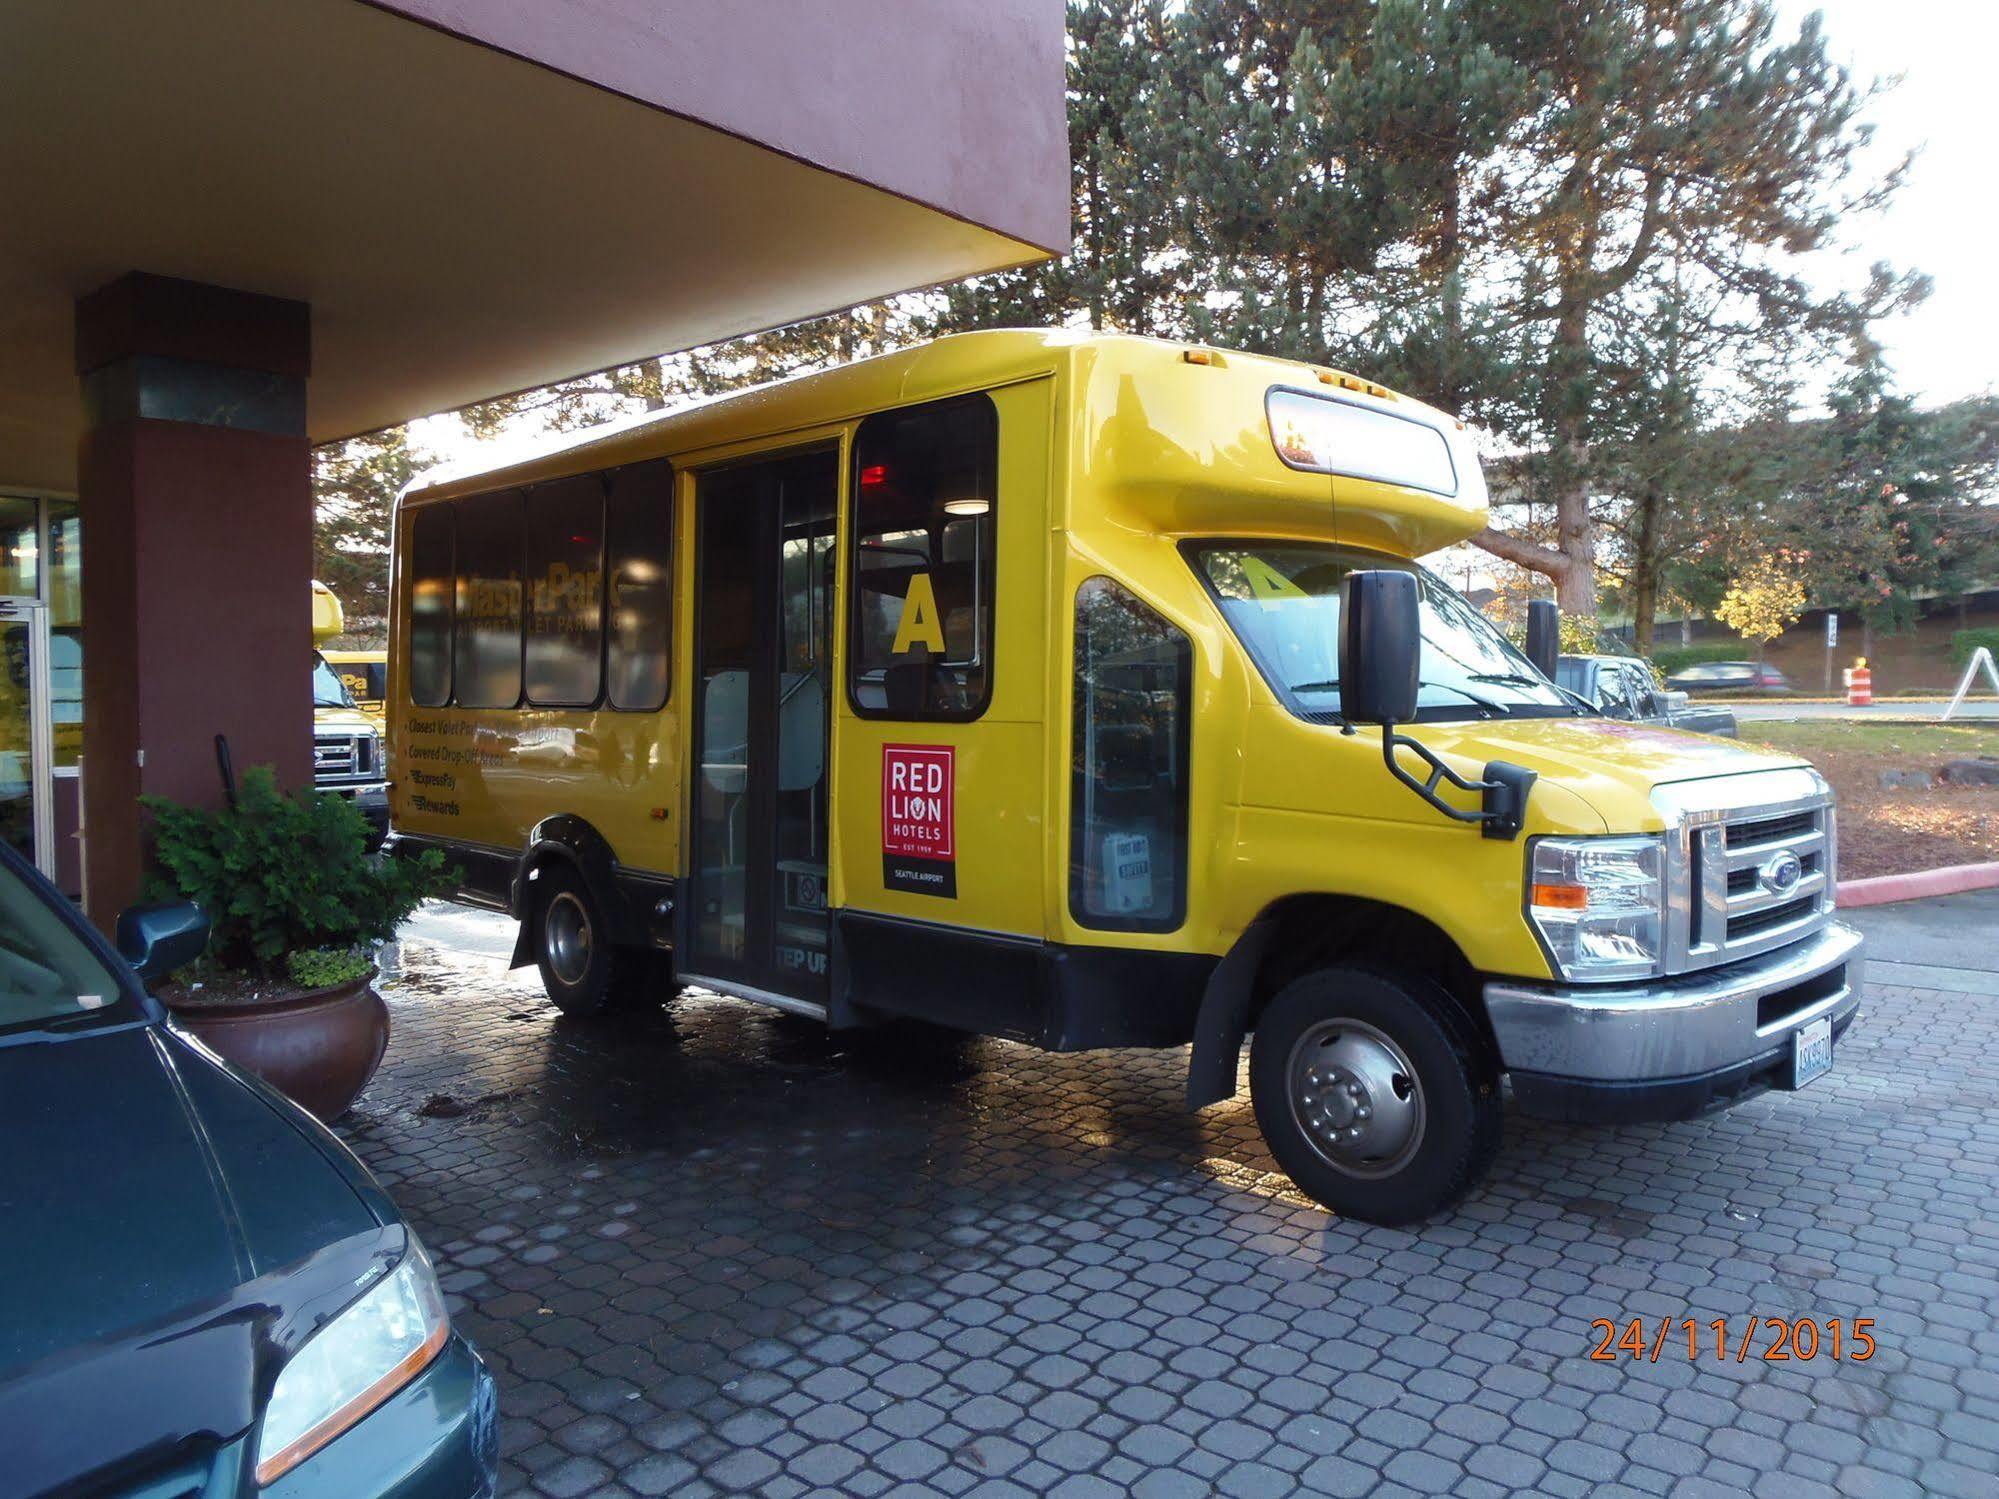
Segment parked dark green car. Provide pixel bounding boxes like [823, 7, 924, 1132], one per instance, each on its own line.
[0, 842, 497, 1498]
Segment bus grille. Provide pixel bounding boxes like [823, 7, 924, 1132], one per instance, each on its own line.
[1658, 770, 1835, 974]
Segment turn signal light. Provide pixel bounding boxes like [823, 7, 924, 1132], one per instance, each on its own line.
[1531, 882, 1590, 911]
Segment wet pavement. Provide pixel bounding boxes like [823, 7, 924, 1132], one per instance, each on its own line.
[337, 901, 1999, 1498]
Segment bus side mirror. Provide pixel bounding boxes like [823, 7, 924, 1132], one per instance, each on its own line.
[1344, 570, 1537, 840]
[1524, 599, 1560, 680]
[1339, 571, 1420, 725]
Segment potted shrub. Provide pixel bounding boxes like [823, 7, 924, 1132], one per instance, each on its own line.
[144, 766, 452, 1120]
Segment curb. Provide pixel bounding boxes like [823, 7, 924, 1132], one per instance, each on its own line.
[1836, 862, 1999, 908]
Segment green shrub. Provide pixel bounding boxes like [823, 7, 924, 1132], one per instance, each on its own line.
[1950, 628, 1999, 666]
[1650, 642, 1746, 676]
[287, 946, 376, 989]
[144, 766, 452, 981]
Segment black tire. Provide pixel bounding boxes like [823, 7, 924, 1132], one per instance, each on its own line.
[1249, 965, 1501, 1226]
[531, 866, 666, 1017]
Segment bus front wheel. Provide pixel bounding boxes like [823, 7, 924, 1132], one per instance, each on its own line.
[532, 867, 646, 1017]
[1249, 966, 1500, 1226]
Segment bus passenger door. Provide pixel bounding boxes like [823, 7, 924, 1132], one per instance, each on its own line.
[685, 447, 837, 1009]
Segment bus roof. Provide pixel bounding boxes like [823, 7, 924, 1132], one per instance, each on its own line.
[401, 330, 1490, 558]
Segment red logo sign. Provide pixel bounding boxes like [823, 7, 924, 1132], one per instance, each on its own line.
[882, 744, 955, 859]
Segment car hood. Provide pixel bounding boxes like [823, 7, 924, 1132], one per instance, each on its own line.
[0, 1025, 396, 1493]
[1419, 714, 1808, 831]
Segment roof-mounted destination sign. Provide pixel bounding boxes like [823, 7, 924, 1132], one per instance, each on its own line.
[1266, 387, 1459, 497]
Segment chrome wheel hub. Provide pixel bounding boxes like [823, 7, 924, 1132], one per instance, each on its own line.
[1287, 1018, 1425, 1178]
[544, 892, 593, 987]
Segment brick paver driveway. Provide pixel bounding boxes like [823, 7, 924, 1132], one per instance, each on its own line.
[338, 896, 1999, 1498]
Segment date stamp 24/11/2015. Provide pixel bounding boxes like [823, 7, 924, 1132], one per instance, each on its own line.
[1589, 1315, 1877, 1364]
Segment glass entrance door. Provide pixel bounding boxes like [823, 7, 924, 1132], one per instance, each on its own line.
[687, 448, 837, 1007]
[0, 599, 54, 879]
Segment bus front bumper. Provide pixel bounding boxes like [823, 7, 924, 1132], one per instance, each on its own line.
[1484, 922, 1863, 1124]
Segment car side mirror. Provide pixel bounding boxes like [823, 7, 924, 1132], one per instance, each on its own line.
[116, 901, 209, 986]
[1339, 570, 1420, 724]
[1524, 599, 1560, 680]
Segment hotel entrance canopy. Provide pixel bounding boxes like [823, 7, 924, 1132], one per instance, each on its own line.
[0, 0, 1069, 492]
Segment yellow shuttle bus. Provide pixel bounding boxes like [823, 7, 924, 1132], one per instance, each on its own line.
[386, 331, 1861, 1223]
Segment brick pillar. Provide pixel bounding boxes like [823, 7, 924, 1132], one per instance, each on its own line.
[75, 272, 312, 926]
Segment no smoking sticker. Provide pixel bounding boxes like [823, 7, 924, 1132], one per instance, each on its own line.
[882, 744, 956, 897]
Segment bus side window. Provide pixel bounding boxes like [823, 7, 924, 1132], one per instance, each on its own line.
[524, 474, 605, 707]
[848, 394, 997, 720]
[1071, 577, 1190, 932]
[408, 504, 454, 707]
[453, 489, 524, 709]
[605, 459, 673, 712]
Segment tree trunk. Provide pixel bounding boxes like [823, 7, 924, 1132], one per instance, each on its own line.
[1545, 292, 1598, 618]
[1475, 268, 1599, 617]
[1630, 481, 1661, 655]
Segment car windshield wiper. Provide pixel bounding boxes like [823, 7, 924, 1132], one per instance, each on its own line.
[1419, 681, 1506, 714]
[1467, 671, 1595, 714]
[1284, 678, 1512, 715]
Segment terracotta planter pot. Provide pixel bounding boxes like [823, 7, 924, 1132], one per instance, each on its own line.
[168, 970, 389, 1122]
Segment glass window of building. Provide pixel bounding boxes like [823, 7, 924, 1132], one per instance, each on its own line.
[0, 496, 36, 600]
[46, 501, 80, 770]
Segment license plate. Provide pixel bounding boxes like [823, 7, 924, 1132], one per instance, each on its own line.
[1790, 1015, 1833, 1089]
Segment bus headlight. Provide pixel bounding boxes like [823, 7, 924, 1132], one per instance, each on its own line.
[255, 1240, 451, 1484]
[1528, 836, 1665, 981]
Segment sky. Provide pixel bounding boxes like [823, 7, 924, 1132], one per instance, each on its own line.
[1780, 0, 1998, 406]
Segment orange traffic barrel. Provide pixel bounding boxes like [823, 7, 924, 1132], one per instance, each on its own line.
[1845, 661, 1872, 706]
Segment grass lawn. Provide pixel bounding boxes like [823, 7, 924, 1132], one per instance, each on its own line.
[1744, 721, 1999, 879]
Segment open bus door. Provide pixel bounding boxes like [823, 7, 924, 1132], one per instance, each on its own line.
[683, 447, 838, 1012]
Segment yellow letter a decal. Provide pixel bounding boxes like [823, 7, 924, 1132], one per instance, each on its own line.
[892, 573, 947, 655]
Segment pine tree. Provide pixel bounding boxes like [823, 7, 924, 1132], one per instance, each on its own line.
[312, 427, 421, 630]
[1465, 0, 1917, 616]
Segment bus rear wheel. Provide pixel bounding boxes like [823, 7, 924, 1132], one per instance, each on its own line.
[532, 868, 669, 1016]
[1249, 966, 1500, 1226]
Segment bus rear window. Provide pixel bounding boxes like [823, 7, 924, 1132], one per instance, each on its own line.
[848, 395, 997, 720]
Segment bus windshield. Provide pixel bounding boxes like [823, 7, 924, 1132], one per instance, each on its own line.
[1185, 541, 1581, 723]
[312, 653, 356, 709]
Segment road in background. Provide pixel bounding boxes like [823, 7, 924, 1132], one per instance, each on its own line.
[1732, 698, 1999, 722]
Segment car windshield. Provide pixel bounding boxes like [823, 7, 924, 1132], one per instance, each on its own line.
[1186, 541, 1580, 722]
[313, 652, 356, 709]
[0, 852, 139, 1037]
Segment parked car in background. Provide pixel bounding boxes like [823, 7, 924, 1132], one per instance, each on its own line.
[324, 647, 389, 725]
[1559, 654, 1739, 737]
[1666, 659, 1792, 696]
[312, 584, 387, 845]
[0, 841, 497, 1499]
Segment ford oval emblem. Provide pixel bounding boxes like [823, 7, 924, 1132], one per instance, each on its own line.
[1759, 849, 1804, 896]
